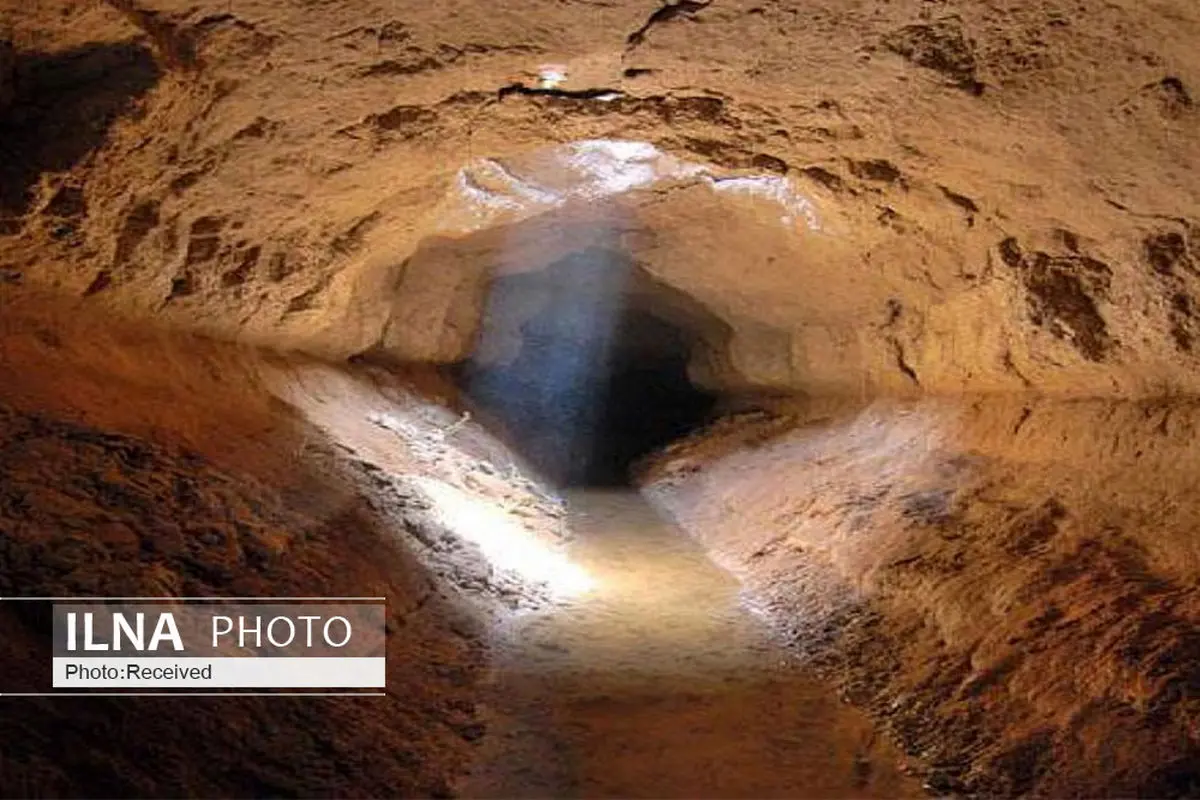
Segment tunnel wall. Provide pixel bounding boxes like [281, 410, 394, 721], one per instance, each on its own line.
[0, 292, 570, 795]
[2, 3, 1199, 796]
[645, 396, 1200, 797]
[369, 172, 1200, 402]
[3, 0, 1197, 403]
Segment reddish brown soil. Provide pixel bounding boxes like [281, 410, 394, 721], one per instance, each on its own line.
[461, 491, 921, 798]
[0, 296, 523, 798]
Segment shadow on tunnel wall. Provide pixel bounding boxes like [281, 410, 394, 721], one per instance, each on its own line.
[0, 40, 160, 219]
[0, 404, 483, 797]
[0, 299, 484, 798]
[456, 247, 726, 487]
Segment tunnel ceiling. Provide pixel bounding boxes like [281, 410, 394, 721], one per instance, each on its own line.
[1, 0, 1199, 399]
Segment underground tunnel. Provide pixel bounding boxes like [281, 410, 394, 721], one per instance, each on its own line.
[456, 247, 725, 487]
[2, 0, 1200, 798]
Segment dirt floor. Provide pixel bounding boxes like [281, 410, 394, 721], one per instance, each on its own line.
[5, 298, 1198, 797]
[461, 490, 920, 798]
[0, 293, 927, 799]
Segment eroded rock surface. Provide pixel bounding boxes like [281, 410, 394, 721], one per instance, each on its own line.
[0, 0, 1197, 396]
[2, 0, 1200, 796]
[646, 397, 1200, 796]
[0, 295, 571, 796]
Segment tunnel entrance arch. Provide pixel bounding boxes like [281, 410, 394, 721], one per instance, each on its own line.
[457, 246, 730, 487]
[363, 139, 833, 486]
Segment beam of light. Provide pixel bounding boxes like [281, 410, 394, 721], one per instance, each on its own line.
[464, 243, 631, 486]
[413, 477, 595, 599]
[444, 139, 820, 487]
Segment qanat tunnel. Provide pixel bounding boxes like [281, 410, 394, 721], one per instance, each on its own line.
[0, 1, 1197, 797]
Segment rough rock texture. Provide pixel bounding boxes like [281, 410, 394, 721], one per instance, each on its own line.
[0, 294, 570, 797]
[646, 397, 1200, 797]
[1, 0, 1198, 397]
[3, 0, 1200, 796]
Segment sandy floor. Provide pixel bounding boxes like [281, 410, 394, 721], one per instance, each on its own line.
[461, 490, 920, 799]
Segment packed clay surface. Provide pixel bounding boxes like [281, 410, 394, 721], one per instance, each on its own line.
[461, 491, 920, 798]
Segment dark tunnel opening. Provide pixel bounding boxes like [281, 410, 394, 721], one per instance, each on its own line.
[456, 248, 722, 487]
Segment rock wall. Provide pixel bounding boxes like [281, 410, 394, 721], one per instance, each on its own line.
[645, 397, 1200, 796]
[0, 292, 570, 795]
[0, 0, 1198, 398]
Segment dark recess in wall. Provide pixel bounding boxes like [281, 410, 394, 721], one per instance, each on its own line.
[457, 249, 720, 487]
[0, 41, 160, 217]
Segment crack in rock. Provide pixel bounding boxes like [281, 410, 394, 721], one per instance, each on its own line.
[497, 83, 626, 101]
[626, 0, 712, 49]
[890, 337, 920, 385]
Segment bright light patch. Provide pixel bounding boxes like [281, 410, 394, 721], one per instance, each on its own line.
[537, 65, 567, 89]
[413, 477, 594, 599]
[705, 174, 820, 229]
[563, 139, 703, 196]
[437, 139, 819, 235]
